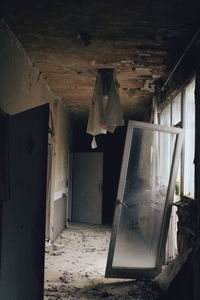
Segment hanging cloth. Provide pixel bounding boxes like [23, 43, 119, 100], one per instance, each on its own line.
[87, 69, 124, 147]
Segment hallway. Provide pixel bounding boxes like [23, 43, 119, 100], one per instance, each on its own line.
[1, 2, 200, 298]
[44, 223, 161, 300]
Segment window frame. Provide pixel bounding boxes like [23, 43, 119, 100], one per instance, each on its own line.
[159, 76, 195, 201]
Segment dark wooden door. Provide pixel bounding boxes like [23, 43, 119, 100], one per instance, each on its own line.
[0, 104, 49, 300]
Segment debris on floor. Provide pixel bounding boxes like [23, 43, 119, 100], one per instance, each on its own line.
[44, 223, 162, 299]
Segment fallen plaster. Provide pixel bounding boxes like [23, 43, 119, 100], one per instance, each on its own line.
[142, 79, 155, 93]
[44, 223, 162, 300]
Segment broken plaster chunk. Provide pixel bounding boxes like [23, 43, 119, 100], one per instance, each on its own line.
[152, 74, 161, 79]
[135, 67, 153, 72]
[142, 79, 155, 93]
[154, 247, 192, 291]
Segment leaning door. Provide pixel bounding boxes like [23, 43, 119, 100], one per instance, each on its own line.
[0, 104, 49, 300]
[105, 121, 183, 279]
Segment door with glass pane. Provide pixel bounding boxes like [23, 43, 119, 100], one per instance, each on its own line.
[105, 121, 183, 278]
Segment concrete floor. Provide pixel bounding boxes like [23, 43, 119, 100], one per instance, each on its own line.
[44, 223, 162, 299]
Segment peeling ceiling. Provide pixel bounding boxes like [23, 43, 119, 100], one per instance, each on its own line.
[1, 0, 200, 118]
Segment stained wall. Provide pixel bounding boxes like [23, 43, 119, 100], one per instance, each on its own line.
[0, 20, 70, 239]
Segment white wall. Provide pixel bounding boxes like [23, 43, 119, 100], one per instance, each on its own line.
[0, 19, 71, 240]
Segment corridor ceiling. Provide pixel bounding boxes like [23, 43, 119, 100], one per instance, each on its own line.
[1, 0, 200, 118]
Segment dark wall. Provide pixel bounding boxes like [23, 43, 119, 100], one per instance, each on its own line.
[0, 113, 9, 281]
[159, 29, 200, 104]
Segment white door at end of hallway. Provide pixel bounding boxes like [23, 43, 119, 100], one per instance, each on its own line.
[72, 152, 103, 225]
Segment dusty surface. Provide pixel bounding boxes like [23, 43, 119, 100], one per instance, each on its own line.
[44, 223, 162, 299]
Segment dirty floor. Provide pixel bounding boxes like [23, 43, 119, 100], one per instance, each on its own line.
[44, 223, 162, 300]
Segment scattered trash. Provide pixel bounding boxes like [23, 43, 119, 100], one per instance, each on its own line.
[51, 252, 64, 256]
[45, 240, 63, 248]
[44, 224, 162, 299]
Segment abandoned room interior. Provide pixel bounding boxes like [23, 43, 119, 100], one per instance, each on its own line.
[1, 0, 200, 299]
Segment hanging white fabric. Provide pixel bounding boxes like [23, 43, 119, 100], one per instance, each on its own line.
[87, 69, 124, 148]
[91, 136, 97, 149]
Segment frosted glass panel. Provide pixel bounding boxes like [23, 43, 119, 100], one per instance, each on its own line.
[112, 128, 176, 269]
[183, 79, 195, 198]
[172, 93, 181, 126]
[160, 106, 171, 126]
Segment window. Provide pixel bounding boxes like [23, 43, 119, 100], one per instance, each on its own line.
[183, 79, 195, 198]
[159, 77, 195, 199]
[160, 105, 171, 126]
[159, 77, 195, 262]
[172, 93, 181, 126]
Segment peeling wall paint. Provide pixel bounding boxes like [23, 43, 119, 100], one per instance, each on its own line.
[0, 20, 54, 114]
[54, 101, 71, 197]
[0, 20, 71, 239]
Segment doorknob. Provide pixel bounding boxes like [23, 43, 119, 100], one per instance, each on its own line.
[117, 199, 128, 208]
